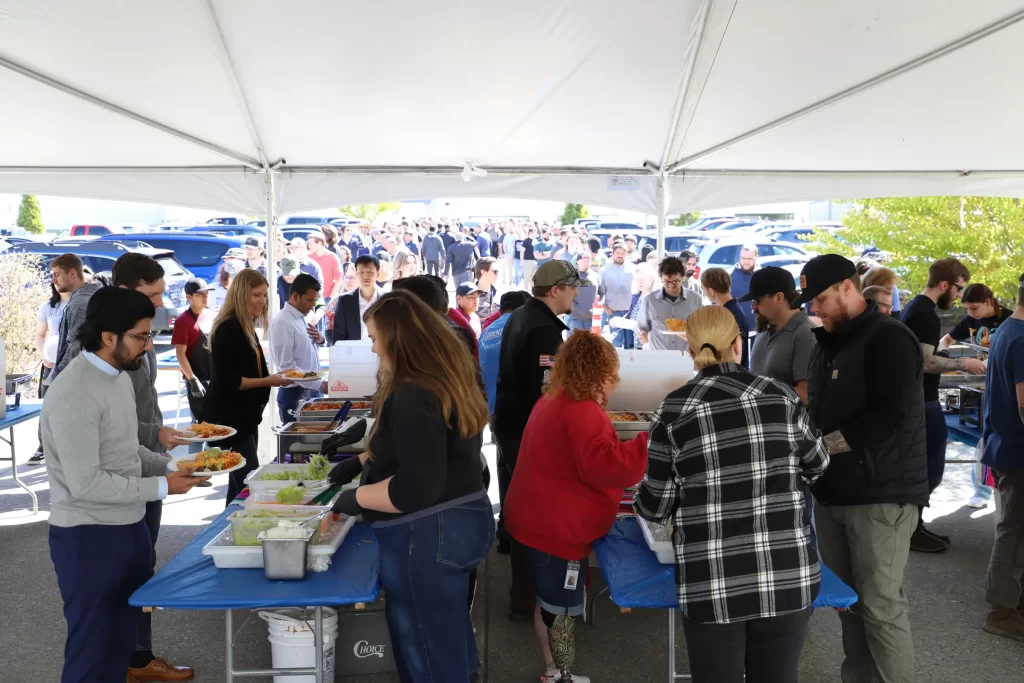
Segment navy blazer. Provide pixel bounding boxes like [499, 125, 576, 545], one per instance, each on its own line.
[330, 288, 380, 343]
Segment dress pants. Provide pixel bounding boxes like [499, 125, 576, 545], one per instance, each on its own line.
[135, 501, 162, 657]
[425, 259, 441, 277]
[495, 436, 536, 614]
[223, 429, 259, 505]
[50, 520, 152, 683]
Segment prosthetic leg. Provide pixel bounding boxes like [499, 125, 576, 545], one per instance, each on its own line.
[543, 608, 577, 682]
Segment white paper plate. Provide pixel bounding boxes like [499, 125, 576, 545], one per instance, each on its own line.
[168, 452, 247, 477]
[177, 425, 237, 443]
[283, 370, 325, 381]
[657, 329, 688, 338]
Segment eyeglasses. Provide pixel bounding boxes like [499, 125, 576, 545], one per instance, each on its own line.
[123, 331, 158, 343]
[661, 278, 684, 286]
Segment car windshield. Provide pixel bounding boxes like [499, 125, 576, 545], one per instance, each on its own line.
[156, 256, 189, 279]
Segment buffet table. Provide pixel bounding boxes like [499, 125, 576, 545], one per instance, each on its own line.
[592, 518, 858, 682]
[944, 412, 981, 449]
[130, 505, 380, 683]
[0, 400, 42, 514]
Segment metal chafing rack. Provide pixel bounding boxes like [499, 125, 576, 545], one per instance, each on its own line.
[295, 397, 374, 422]
[606, 411, 655, 441]
[273, 420, 347, 463]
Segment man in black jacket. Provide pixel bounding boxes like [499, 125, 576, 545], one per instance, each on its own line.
[797, 255, 927, 683]
[444, 230, 481, 286]
[493, 260, 582, 620]
[330, 255, 381, 343]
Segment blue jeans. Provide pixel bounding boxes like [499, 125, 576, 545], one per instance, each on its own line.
[564, 317, 591, 334]
[604, 309, 628, 347]
[374, 494, 494, 683]
[276, 386, 323, 424]
[523, 547, 588, 617]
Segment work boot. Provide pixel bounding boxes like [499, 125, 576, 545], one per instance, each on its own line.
[983, 608, 1024, 642]
[910, 527, 948, 553]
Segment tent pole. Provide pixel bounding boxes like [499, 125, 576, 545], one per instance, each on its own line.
[264, 171, 279, 437]
[657, 173, 668, 261]
[0, 56, 262, 170]
[666, 6, 1024, 173]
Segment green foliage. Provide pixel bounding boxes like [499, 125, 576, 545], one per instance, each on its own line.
[0, 252, 50, 375]
[338, 202, 401, 223]
[811, 197, 1024, 304]
[557, 203, 589, 226]
[16, 194, 44, 234]
[671, 211, 701, 227]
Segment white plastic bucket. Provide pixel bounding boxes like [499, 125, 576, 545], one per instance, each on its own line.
[260, 608, 339, 683]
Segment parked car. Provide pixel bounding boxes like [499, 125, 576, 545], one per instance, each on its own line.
[279, 226, 323, 243]
[284, 216, 331, 225]
[69, 224, 126, 236]
[575, 218, 601, 231]
[592, 221, 644, 235]
[95, 232, 245, 281]
[756, 222, 844, 245]
[184, 225, 266, 238]
[328, 218, 362, 228]
[693, 239, 808, 280]
[205, 217, 244, 225]
[11, 240, 192, 325]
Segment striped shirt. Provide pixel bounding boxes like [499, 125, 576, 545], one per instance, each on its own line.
[634, 363, 829, 624]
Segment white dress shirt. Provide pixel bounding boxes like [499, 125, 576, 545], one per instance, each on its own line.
[358, 288, 380, 340]
[269, 304, 322, 390]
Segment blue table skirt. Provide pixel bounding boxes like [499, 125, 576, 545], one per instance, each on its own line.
[593, 518, 858, 611]
[130, 505, 380, 610]
[944, 412, 981, 449]
[0, 401, 43, 430]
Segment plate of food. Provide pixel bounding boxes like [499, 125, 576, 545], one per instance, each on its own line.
[178, 422, 236, 442]
[283, 369, 324, 381]
[660, 318, 688, 337]
[169, 448, 246, 476]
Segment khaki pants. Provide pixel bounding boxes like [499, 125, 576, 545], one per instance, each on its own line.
[815, 501, 918, 683]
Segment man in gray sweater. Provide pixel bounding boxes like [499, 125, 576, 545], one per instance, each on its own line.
[44, 287, 206, 683]
[110, 253, 193, 682]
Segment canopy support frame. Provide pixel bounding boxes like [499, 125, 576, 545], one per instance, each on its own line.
[666, 6, 1024, 173]
[659, 0, 715, 171]
[0, 54, 263, 170]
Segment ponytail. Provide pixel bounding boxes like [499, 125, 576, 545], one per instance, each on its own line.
[687, 306, 740, 371]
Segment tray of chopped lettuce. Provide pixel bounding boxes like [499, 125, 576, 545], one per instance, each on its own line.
[244, 455, 333, 492]
[203, 512, 357, 568]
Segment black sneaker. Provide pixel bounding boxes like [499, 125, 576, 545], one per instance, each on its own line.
[27, 452, 45, 465]
[910, 527, 948, 553]
[923, 527, 951, 545]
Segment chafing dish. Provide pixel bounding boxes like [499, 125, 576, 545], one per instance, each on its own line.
[295, 397, 374, 421]
[959, 386, 985, 430]
[607, 411, 654, 441]
[274, 420, 346, 463]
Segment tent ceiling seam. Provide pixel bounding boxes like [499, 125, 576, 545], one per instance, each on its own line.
[0, 53, 263, 170]
[658, 0, 713, 170]
[666, 6, 1024, 173]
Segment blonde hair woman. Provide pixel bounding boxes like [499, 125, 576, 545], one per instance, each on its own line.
[202, 268, 293, 503]
[392, 250, 420, 280]
[327, 290, 492, 682]
[634, 305, 829, 683]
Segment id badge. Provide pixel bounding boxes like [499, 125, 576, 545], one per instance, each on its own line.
[564, 560, 580, 590]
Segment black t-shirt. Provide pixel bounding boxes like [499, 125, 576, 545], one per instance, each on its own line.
[949, 306, 1013, 342]
[521, 237, 535, 260]
[723, 298, 751, 369]
[364, 382, 484, 523]
[900, 294, 940, 402]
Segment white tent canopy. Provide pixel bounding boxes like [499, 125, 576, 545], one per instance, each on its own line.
[2, 0, 1024, 218]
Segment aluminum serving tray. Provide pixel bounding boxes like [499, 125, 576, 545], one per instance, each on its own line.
[608, 411, 654, 440]
[274, 420, 346, 462]
[296, 397, 374, 422]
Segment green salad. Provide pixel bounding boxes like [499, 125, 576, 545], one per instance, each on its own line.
[259, 455, 332, 481]
[275, 486, 305, 505]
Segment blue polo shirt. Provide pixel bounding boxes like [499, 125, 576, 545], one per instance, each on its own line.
[983, 316, 1024, 471]
[479, 313, 511, 413]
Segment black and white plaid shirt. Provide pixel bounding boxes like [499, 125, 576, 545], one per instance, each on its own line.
[634, 363, 829, 624]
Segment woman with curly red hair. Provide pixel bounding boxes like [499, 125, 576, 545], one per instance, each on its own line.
[504, 330, 648, 683]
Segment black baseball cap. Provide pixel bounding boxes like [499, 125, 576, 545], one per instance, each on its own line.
[244, 236, 264, 248]
[456, 283, 486, 297]
[499, 290, 530, 311]
[793, 254, 858, 306]
[184, 277, 214, 295]
[737, 267, 797, 303]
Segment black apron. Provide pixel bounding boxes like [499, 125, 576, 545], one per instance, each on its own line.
[184, 309, 213, 420]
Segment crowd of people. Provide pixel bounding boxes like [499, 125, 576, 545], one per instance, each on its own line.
[24, 212, 1024, 682]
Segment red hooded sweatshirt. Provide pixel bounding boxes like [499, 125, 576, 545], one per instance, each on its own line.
[505, 391, 648, 560]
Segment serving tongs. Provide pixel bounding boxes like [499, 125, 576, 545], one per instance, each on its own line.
[325, 401, 353, 431]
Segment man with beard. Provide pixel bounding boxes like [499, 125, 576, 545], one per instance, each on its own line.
[493, 260, 582, 620]
[901, 258, 986, 553]
[42, 287, 207, 683]
[598, 243, 635, 348]
[742, 267, 816, 403]
[730, 244, 759, 330]
[112, 254, 194, 682]
[679, 249, 705, 302]
[798, 254, 928, 683]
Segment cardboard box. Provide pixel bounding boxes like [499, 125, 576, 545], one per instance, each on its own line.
[606, 348, 694, 412]
[328, 341, 378, 398]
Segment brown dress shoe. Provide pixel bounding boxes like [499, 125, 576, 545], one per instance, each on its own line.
[127, 657, 195, 682]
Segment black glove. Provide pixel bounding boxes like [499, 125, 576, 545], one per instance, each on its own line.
[331, 487, 364, 516]
[328, 455, 364, 487]
[321, 418, 368, 455]
[187, 378, 206, 399]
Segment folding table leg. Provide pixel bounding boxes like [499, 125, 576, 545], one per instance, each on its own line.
[668, 608, 691, 680]
[315, 606, 324, 683]
[225, 609, 234, 683]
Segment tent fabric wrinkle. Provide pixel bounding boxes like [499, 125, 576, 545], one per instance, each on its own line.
[1, 0, 1024, 214]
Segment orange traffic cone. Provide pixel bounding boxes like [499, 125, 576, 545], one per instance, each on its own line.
[592, 296, 603, 335]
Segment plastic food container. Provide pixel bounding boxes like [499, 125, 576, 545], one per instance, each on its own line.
[204, 514, 356, 569]
[244, 464, 332, 493]
[637, 517, 675, 565]
[259, 526, 315, 580]
[228, 510, 317, 546]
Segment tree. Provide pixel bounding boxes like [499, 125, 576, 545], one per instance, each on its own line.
[558, 203, 589, 226]
[0, 252, 50, 379]
[671, 211, 701, 227]
[337, 202, 401, 224]
[16, 194, 44, 234]
[811, 196, 1024, 303]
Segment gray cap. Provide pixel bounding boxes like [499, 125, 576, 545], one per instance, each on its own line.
[279, 256, 300, 277]
[534, 260, 584, 288]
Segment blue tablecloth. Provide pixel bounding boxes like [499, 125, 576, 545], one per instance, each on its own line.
[944, 412, 981, 448]
[0, 401, 42, 430]
[130, 506, 380, 610]
[593, 518, 858, 611]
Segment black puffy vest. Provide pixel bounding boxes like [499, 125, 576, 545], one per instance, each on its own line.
[808, 303, 929, 507]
